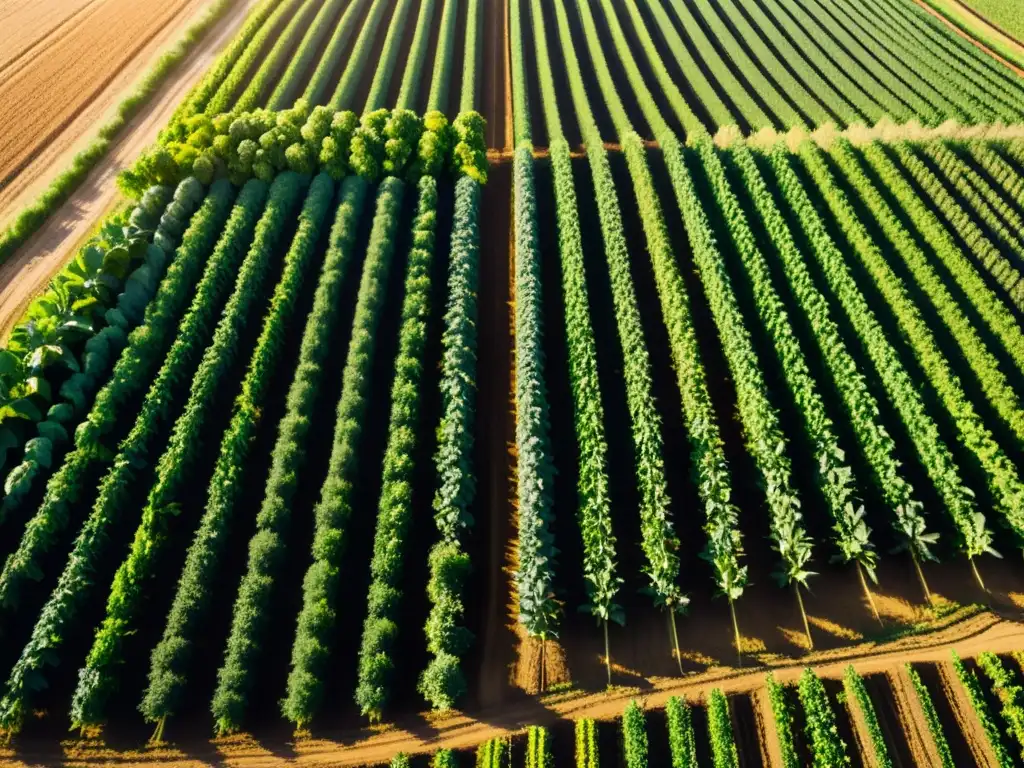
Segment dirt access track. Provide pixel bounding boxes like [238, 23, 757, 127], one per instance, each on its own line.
[0, 609, 1018, 766]
[0, 0, 262, 339]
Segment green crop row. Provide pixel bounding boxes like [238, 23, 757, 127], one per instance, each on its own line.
[138, 173, 314, 730]
[420, 176, 480, 711]
[708, 690, 739, 768]
[798, 668, 851, 767]
[977, 652, 1024, 760]
[905, 664, 955, 768]
[951, 651, 1014, 767]
[69, 179, 273, 729]
[355, 176, 440, 722]
[842, 666, 892, 768]
[205, 173, 336, 735]
[765, 673, 800, 768]
[575, 718, 599, 768]
[0, 180, 239, 737]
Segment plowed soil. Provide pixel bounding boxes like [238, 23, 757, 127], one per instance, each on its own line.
[0, 0, 210, 189]
[0, 0, 99, 76]
[0, 0, 261, 340]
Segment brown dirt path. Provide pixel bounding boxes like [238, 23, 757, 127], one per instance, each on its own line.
[0, 0, 262, 341]
[6, 611, 1022, 767]
[888, 665, 945, 768]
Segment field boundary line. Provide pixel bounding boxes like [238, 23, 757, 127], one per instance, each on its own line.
[7, 611, 1022, 767]
[910, 0, 1024, 76]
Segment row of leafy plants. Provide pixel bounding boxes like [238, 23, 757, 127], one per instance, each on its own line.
[353, 176, 440, 721]
[666, 696, 699, 767]
[732, 143, 931, 609]
[951, 651, 1015, 767]
[0, 178, 229, 614]
[420, 175, 480, 710]
[826, 141, 1024, 554]
[977, 652, 1024, 760]
[0, 184, 179, 515]
[127, 104, 488, 196]
[841, 666, 892, 768]
[68, 177, 277, 730]
[139, 172, 318, 736]
[212, 175, 396, 735]
[704, 141, 873, 597]
[526, 726, 552, 768]
[575, 718, 599, 768]
[863, 0, 1024, 113]
[905, 664, 955, 768]
[794, 143, 991, 581]
[917, 142, 1024, 303]
[548, 0, 739, 662]
[522, 0, 626, 679]
[0, 178, 241, 736]
[477, 736, 510, 768]
[798, 668, 852, 766]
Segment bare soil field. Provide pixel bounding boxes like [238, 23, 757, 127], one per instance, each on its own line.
[0, 0, 211, 189]
[0, 0, 99, 76]
[0, 0, 261, 340]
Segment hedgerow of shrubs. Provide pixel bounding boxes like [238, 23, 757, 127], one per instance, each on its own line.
[122, 103, 488, 197]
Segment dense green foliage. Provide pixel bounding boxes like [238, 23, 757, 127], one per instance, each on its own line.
[795, 144, 989, 559]
[765, 673, 800, 768]
[798, 668, 851, 767]
[0, 186, 179, 514]
[208, 173, 337, 735]
[354, 177, 440, 721]
[527, 726, 552, 768]
[575, 718, 599, 768]
[69, 179, 272, 728]
[909, 663, 954, 765]
[524, 0, 621, 635]
[621, 701, 648, 768]
[511, 147, 559, 640]
[0, 179, 225, 615]
[282, 177, 405, 728]
[905, 664, 955, 768]
[420, 176, 480, 710]
[978, 653, 1024, 759]
[666, 696, 698, 768]
[0, 180, 238, 736]
[707, 690, 739, 768]
[707, 142, 869, 576]
[139, 173, 311, 726]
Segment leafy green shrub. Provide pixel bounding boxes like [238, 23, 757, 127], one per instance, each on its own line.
[666, 696, 698, 767]
[797, 668, 851, 767]
[622, 700, 648, 768]
[708, 689, 739, 768]
[765, 673, 799, 768]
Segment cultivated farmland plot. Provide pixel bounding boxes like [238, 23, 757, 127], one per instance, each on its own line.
[0, 0, 1023, 763]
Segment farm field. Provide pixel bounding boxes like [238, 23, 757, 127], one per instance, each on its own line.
[0, 0, 222, 220]
[0, 0, 1022, 764]
[955, 0, 1024, 43]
